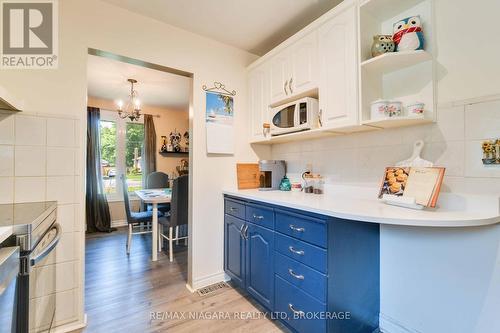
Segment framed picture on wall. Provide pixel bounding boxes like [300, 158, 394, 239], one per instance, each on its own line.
[205, 91, 234, 154]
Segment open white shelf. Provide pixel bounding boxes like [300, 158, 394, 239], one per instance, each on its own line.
[358, 0, 436, 126]
[362, 115, 433, 129]
[250, 128, 341, 145]
[361, 50, 432, 74]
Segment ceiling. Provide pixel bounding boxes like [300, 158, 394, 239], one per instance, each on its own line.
[87, 54, 191, 109]
[100, 0, 343, 56]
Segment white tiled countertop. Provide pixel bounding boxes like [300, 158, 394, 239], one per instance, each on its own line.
[223, 185, 500, 227]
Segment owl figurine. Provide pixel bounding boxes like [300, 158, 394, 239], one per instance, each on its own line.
[392, 16, 424, 51]
[371, 35, 396, 57]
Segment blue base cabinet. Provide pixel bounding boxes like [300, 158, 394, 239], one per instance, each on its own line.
[224, 198, 275, 310]
[246, 223, 274, 309]
[224, 195, 380, 333]
[224, 214, 246, 289]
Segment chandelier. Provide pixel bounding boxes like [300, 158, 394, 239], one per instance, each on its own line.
[117, 78, 141, 121]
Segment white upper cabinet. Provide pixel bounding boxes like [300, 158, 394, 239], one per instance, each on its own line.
[318, 4, 358, 129]
[269, 31, 318, 106]
[248, 63, 270, 141]
[269, 54, 289, 104]
[289, 31, 318, 97]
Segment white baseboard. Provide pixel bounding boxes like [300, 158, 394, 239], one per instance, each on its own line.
[191, 271, 227, 290]
[111, 219, 127, 228]
[185, 283, 196, 293]
[379, 313, 422, 333]
[53, 314, 87, 333]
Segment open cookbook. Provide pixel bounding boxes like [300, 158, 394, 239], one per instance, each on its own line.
[378, 167, 446, 208]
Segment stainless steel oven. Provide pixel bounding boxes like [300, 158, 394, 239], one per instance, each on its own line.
[0, 202, 60, 333]
[0, 247, 19, 333]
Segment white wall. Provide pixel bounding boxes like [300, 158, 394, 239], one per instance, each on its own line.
[434, 0, 500, 104]
[0, 0, 267, 330]
[269, 0, 500, 332]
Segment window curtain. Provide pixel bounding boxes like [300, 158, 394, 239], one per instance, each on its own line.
[142, 114, 157, 189]
[86, 107, 114, 233]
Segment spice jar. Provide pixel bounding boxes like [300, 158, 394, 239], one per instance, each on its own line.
[303, 174, 314, 194]
[262, 123, 271, 138]
[313, 176, 324, 194]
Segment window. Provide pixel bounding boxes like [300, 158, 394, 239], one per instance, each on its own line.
[125, 123, 145, 192]
[99, 110, 144, 199]
[100, 120, 117, 194]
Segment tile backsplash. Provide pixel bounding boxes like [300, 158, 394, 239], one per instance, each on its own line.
[0, 111, 82, 327]
[0, 113, 81, 204]
[271, 100, 500, 196]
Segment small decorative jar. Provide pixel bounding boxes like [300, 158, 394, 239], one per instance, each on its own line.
[370, 100, 390, 120]
[386, 101, 403, 117]
[279, 176, 291, 191]
[407, 102, 425, 116]
[291, 181, 302, 192]
[371, 35, 396, 58]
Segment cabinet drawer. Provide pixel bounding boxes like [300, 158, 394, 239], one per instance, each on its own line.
[274, 232, 327, 274]
[275, 233, 326, 273]
[275, 253, 326, 303]
[225, 199, 246, 220]
[275, 275, 326, 333]
[246, 204, 274, 229]
[275, 210, 327, 248]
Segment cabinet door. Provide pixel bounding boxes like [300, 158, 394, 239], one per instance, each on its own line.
[248, 65, 269, 141]
[269, 53, 289, 104]
[224, 215, 245, 288]
[318, 5, 358, 129]
[246, 223, 274, 310]
[289, 31, 318, 96]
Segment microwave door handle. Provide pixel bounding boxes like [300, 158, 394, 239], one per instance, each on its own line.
[295, 104, 300, 126]
[30, 223, 62, 267]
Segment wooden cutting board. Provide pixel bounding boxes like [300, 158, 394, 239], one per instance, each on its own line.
[236, 163, 260, 189]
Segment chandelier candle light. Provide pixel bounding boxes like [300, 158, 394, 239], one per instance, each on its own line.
[117, 78, 142, 121]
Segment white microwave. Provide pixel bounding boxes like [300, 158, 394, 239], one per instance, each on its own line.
[270, 97, 319, 136]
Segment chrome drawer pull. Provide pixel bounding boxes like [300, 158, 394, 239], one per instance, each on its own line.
[288, 246, 304, 256]
[252, 214, 264, 220]
[288, 303, 305, 316]
[289, 224, 305, 232]
[288, 269, 304, 280]
[229, 207, 238, 212]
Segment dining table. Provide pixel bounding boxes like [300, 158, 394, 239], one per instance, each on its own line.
[135, 188, 171, 261]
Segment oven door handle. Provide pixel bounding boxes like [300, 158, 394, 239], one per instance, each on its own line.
[30, 223, 62, 267]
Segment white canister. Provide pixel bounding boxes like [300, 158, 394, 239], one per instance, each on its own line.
[370, 100, 390, 120]
[386, 101, 403, 117]
[407, 102, 425, 116]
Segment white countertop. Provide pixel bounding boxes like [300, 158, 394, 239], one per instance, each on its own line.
[0, 226, 13, 244]
[223, 185, 500, 227]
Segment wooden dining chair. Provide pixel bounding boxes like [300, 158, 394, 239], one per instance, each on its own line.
[121, 175, 162, 254]
[158, 175, 188, 262]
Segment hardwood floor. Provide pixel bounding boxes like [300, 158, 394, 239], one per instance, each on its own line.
[84, 227, 285, 333]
